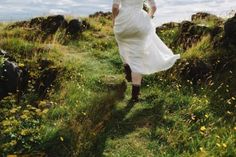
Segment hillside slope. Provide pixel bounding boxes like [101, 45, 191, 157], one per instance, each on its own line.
[0, 12, 235, 157]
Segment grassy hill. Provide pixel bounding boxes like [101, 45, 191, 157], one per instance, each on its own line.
[0, 12, 235, 157]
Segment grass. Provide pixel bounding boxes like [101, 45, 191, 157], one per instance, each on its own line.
[182, 35, 212, 59]
[0, 14, 235, 157]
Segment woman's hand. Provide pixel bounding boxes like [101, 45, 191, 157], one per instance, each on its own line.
[148, 6, 157, 18]
[147, 0, 157, 18]
[112, 4, 120, 27]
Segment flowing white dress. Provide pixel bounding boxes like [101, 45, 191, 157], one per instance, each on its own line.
[113, 0, 180, 75]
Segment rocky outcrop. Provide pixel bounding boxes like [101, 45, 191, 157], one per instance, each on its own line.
[0, 50, 29, 101]
[224, 14, 236, 46]
[191, 12, 223, 25]
[89, 11, 112, 19]
[65, 19, 85, 39]
[8, 15, 90, 41]
[178, 59, 211, 84]
[192, 12, 214, 21]
[172, 21, 210, 50]
[0, 49, 59, 101]
[156, 22, 180, 32]
[35, 60, 58, 99]
[40, 15, 67, 35]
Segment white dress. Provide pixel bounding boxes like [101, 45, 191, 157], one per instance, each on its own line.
[113, 0, 180, 75]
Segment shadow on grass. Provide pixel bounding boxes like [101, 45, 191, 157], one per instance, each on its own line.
[92, 98, 168, 157]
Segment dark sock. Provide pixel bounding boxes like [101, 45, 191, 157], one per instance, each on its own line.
[124, 64, 132, 82]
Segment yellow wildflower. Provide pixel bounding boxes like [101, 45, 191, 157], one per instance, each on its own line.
[20, 129, 29, 136]
[222, 143, 227, 148]
[2, 120, 11, 126]
[23, 110, 30, 114]
[10, 108, 18, 114]
[200, 126, 206, 132]
[42, 109, 49, 114]
[20, 114, 28, 119]
[18, 63, 25, 67]
[35, 109, 41, 113]
[9, 140, 17, 146]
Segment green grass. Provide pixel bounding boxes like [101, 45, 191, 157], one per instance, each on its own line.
[0, 14, 235, 157]
[182, 35, 212, 59]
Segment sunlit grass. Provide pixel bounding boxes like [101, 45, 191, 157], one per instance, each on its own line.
[0, 14, 235, 157]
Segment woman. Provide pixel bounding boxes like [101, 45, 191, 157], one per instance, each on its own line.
[112, 0, 180, 102]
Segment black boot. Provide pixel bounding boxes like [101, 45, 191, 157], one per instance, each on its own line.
[124, 64, 132, 82]
[131, 84, 140, 102]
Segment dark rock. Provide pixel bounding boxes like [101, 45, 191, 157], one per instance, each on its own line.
[66, 19, 83, 37]
[35, 67, 58, 98]
[0, 60, 28, 100]
[210, 26, 223, 37]
[179, 59, 211, 84]
[0, 60, 18, 96]
[224, 14, 236, 46]
[191, 12, 224, 27]
[33, 59, 58, 98]
[41, 15, 67, 35]
[0, 50, 29, 101]
[191, 12, 213, 21]
[6, 15, 90, 42]
[29, 17, 45, 27]
[210, 26, 224, 48]
[162, 22, 180, 29]
[7, 21, 29, 29]
[157, 22, 180, 32]
[82, 20, 91, 30]
[89, 11, 112, 19]
[172, 21, 210, 50]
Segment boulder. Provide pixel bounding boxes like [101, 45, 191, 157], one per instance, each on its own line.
[172, 21, 210, 50]
[29, 17, 45, 28]
[66, 19, 83, 37]
[89, 11, 112, 19]
[156, 22, 180, 32]
[41, 15, 67, 35]
[0, 50, 29, 100]
[82, 20, 91, 30]
[224, 14, 236, 46]
[35, 59, 58, 98]
[179, 59, 211, 84]
[191, 12, 213, 21]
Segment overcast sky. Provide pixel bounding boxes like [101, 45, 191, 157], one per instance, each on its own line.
[0, 0, 235, 25]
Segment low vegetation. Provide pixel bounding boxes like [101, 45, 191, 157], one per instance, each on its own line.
[0, 12, 235, 157]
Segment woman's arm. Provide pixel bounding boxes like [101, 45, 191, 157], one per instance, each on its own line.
[147, 0, 157, 18]
[112, 0, 120, 26]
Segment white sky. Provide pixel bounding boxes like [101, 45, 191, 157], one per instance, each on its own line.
[0, 0, 235, 25]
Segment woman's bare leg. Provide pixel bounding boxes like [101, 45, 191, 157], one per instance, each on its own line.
[131, 72, 142, 85]
[131, 72, 142, 101]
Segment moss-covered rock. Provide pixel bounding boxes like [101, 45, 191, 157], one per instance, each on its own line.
[172, 21, 211, 50]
